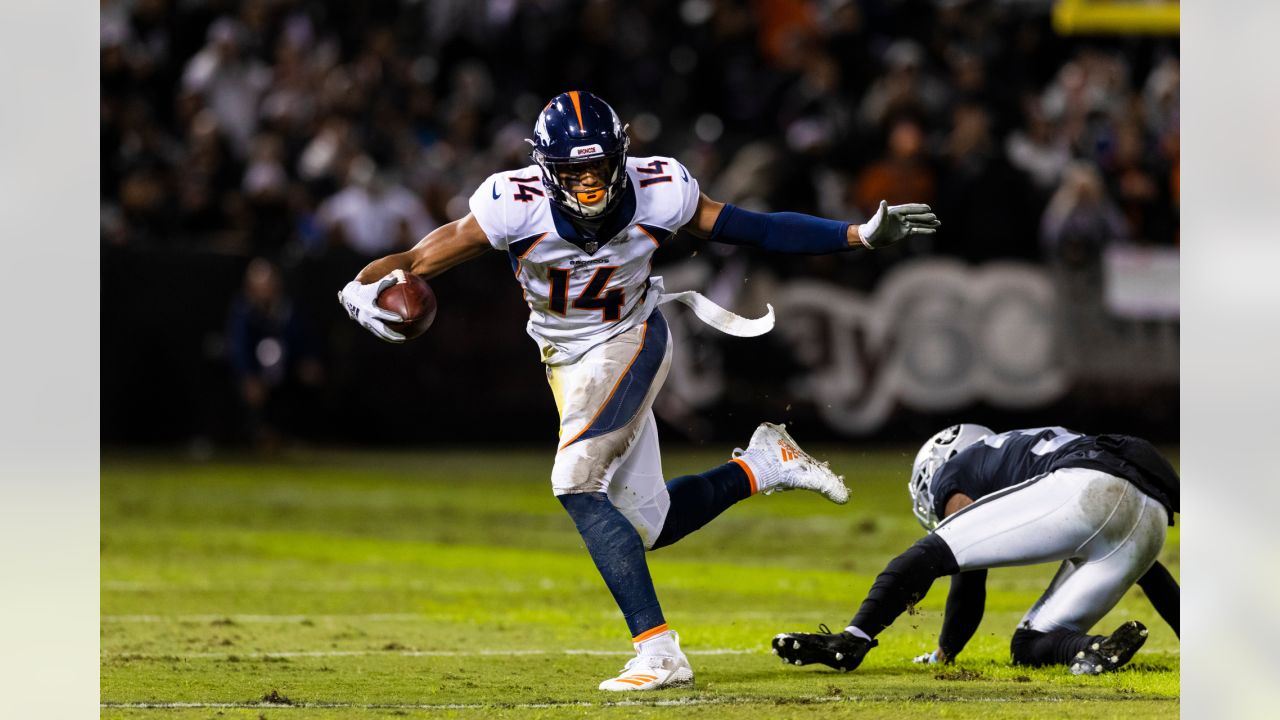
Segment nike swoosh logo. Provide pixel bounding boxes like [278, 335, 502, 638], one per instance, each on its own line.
[680, 165, 688, 182]
[491, 181, 501, 199]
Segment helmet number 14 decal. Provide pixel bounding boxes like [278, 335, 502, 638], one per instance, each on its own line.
[548, 266, 625, 322]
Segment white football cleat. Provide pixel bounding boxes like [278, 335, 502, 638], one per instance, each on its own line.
[734, 422, 849, 504]
[598, 633, 694, 691]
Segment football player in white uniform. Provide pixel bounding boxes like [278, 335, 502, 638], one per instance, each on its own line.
[338, 91, 940, 690]
[772, 425, 1179, 676]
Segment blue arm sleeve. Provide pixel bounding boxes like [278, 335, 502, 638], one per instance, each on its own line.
[708, 203, 851, 255]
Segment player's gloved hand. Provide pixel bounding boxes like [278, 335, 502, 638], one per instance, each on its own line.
[912, 650, 941, 665]
[337, 275, 406, 343]
[857, 201, 940, 249]
[911, 648, 952, 666]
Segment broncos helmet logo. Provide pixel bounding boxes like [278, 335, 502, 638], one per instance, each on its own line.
[534, 111, 552, 145]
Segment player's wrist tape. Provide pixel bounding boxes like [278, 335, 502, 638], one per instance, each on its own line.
[709, 204, 851, 255]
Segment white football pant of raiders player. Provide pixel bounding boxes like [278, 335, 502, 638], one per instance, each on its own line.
[936, 466, 1166, 633]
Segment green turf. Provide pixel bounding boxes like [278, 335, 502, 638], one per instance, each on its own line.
[101, 448, 1179, 718]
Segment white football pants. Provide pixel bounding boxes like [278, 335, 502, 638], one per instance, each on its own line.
[933, 467, 1168, 633]
[546, 312, 673, 549]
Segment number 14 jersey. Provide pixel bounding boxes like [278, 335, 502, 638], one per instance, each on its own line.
[468, 156, 700, 366]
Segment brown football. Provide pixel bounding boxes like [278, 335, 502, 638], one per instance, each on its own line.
[376, 270, 437, 340]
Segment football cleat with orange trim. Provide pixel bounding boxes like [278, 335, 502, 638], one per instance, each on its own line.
[733, 422, 849, 504]
[598, 632, 694, 691]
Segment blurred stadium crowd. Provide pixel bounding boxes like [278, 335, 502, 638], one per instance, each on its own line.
[100, 0, 1178, 448]
[101, 0, 1178, 261]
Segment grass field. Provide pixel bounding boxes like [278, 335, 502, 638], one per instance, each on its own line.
[101, 447, 1179, 718]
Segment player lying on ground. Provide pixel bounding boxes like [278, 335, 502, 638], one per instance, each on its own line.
[337, 91, 940, 691]
[773, 425, 1180, 676]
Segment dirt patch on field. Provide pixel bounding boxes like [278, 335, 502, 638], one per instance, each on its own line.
[261, 689, 293, 705]
[934, 668, 985, 681]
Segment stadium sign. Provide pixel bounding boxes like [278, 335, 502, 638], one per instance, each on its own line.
[663, 259, 1067, 435]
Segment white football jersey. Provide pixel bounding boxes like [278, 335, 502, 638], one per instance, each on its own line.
[468, 156, 700, 365]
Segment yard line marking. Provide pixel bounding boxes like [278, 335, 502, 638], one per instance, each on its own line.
[101, 609, 829, 622]
[104, 648, 759, 659]
[101, 696, 1080, 710]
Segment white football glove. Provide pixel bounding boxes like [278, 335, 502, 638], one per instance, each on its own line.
[858, 201, 940, 249]
[912, 650, 941, 665]
[337, 274, 405, 343]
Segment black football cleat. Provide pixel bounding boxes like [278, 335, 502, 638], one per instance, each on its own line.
[771, 624, 877, 672]
[1070, 620, 1148, 676]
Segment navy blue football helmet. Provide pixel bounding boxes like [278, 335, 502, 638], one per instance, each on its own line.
[529, 91, 630, 219]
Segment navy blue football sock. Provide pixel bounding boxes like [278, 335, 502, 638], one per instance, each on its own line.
[557, 492, 665, 638]
[651, 461, 753, 550]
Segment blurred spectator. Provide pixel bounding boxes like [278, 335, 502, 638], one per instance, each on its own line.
[757, 0, 819, 67]
[181, 17, 270, 158]
[937, 102, 1038, 260]
[226, 257, 324, 450]
[852, 116, 936, 216]
[175, 110, 242, 243]
[99, 0, 1177, 263]
[1144, 56, 1180, 140]
[1006, 97, 1071, 193]
[1040, 162, 1128, 265]
[297, 115, 356, 192]
[242, 132, 293, 253]
[317, 155, 435, 256]
[1105, 118, 1168, 244]
[859, 39, 949, 130]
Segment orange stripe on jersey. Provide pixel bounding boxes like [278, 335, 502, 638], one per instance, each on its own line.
[560, 321, 649, 450]
[518, 232, 549, 260]
[631, 622, 669, 643]
[569, 90, 585, 129]
[636, 225, 661, 248]
[731, 457, 758, 495]
[513, 233, 549, 281]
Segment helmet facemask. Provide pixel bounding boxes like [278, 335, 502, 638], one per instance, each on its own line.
[528, 91, 631, 220]
[908, 454, 941, 530]
[531, 137, 629, 219]
[908, 424, 994, 530]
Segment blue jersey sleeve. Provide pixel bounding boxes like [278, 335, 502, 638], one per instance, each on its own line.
[929, 461, 972, 522]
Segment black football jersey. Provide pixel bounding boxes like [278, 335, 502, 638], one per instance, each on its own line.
[930, 427, 1179, 524]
